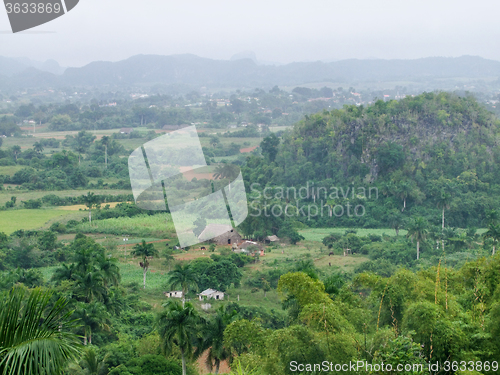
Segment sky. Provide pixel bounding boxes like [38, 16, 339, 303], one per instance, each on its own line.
[0, 0, 499, 67]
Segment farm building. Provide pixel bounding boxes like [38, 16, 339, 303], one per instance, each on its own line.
[164, 291, 183, 299]
[265, 235, 280, 244]
[198, 224, 242, 245]
[199, 289, 224, 301]
[119, 127, 134, 134]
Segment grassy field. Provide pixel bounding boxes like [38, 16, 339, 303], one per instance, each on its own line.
[0, 165, 25, 176]
[0, 189, 132, 205]
[0, 209, 73, 234]
[299, 227, 408, 242]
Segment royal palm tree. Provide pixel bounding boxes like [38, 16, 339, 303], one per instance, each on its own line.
[83, 192, 100, 225]
[33, 142, 44, 154]
[73, 270, 107, 303]
[483, 222, 500, 256]
[213, 163, 239, 190]
[407, 217, 429, 260]
[195, 306, 237, 375]
[0, 287, 82, 375]
[131, 240, 159, 289]
[51, 263, 76, 284]
[397, 181, 412, 212]
[96, 252, 120, 287]
[437, 190, 452, 230]
[11, 145, 21, 161]
[387, 210, 404, 236]
[101, 136, 110, 169]
[168, 263, 198, 305]
[73, 302, 110, 346]
[157, 300, 199, 375]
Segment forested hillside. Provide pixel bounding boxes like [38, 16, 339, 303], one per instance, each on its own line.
[243, 92, 500, 229]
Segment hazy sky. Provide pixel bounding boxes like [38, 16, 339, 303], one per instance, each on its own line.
[1, 0, 499, 67]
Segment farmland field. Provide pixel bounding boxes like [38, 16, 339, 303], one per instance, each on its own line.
[76, 213, 176, 238]
[0, 208, 73, 234]
[298, 227, 408, 242]
[0, 189, 132, 205]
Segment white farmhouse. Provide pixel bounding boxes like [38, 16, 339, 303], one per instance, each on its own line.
[164, 291, 183, 299]
[198, 288, 224, 301]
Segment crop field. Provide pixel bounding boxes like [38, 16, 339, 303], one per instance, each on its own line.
[298, 227, 408, 242]
[0, 208, 72, 234]
[76, 213, 176, 238]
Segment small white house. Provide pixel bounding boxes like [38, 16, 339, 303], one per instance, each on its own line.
[198, 289, 224, 301]
[164, 291, 183, 299]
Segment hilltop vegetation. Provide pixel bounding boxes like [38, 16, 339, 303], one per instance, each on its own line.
[243, 92, 500, 230]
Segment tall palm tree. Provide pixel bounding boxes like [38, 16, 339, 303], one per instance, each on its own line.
[213, 163, 239, 190]
[157, 300, 199, 375]
[483, 222, 500, 256]
[96, 252, 120, 287]
[33, 142, 44, 154]
[11, 145, 21, 161]
[195, 306, 237, 375]
[131, 240, 159, 289]
[82, 192, 100, 225]
[168, 263, 198, 305]
[437, 190, 452, 230]
[101, 136, 110, 169]
[51, 263, 76, 284]
[387, 210, 404, 236]
[407, 217, 428, 260]
[73, 270, 107, 303]
[397, 181, 412, 212]
[0, 287, 82, 375]
[73, 302, 110, 346]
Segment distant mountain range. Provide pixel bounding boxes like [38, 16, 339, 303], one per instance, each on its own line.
[1, 54, 500, 90]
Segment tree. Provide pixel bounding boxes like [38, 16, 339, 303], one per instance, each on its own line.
[73, 131, 96, 165]
[11, 145, 21, 161]
[210, 135, 220, 148]
[193, 217, 207, 238]
[83, 192, 100, 224]
[483, 222, 500, 256]
[260, 133, 280, 162]
[195, 306, 237, 375]
[0, 286, 82, 375]
[437, 190, 452, 230]
[407, 217, 429, 260]
[387, 210, 404, 236]
[157, 300, 199, 375]
[168, 263, 198, 304]
[101, 136, 110, 169]
[73, 302, 110, 346]
[162, 248, 175, 272]
[79, 348, 109, 375]
[396, 181, 412, 212]
[213, 163, 239, 181]
[33, 142, 44, 154]
[131, 240, 159, 289]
